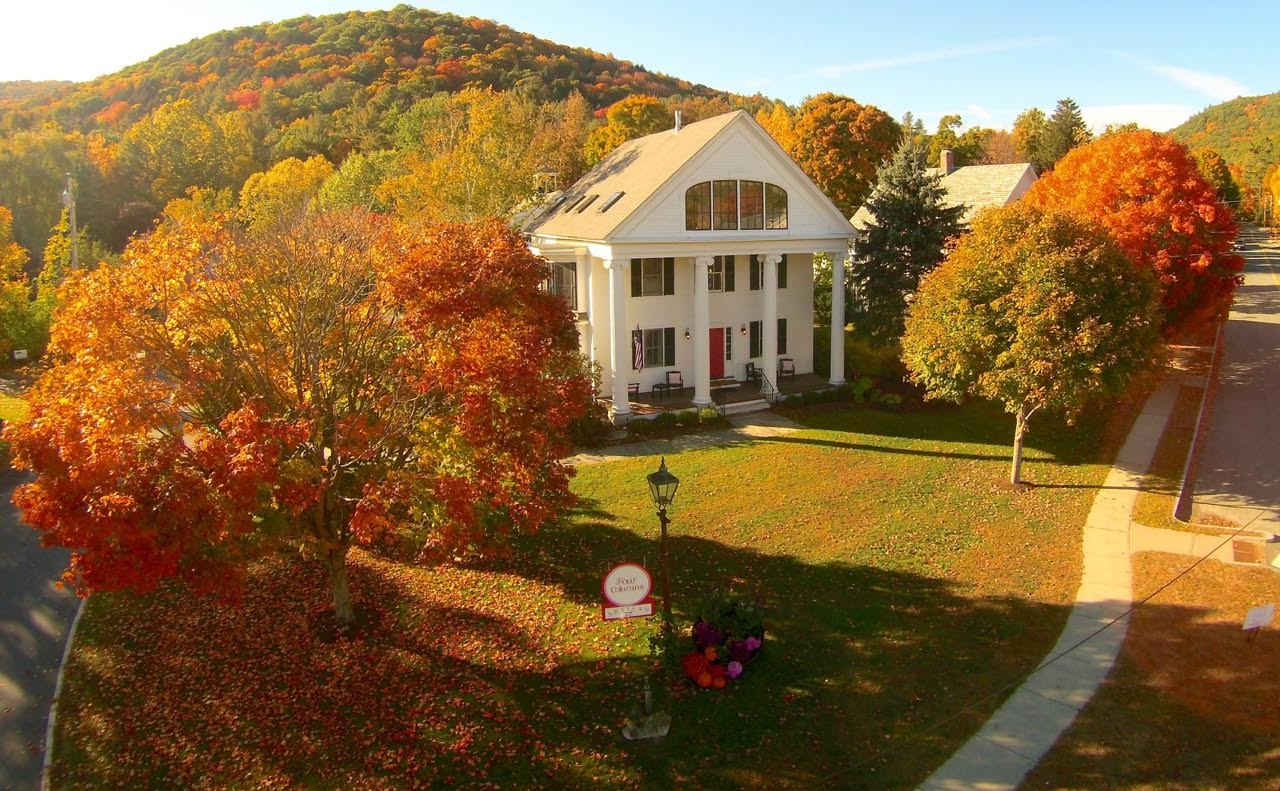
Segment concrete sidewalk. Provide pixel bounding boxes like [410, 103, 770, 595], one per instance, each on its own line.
[920, 379, 1180, 791]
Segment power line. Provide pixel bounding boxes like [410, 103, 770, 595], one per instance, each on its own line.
[818, 518, 1256, 784]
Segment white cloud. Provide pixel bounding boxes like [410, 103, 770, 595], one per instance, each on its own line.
[1117, 53, 1251, 101]
[964, 103, 994, 125]
[813, 38, 1057, 79]
[1080, 103, 1198, 134]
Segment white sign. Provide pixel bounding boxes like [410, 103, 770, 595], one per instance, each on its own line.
[601, 562, 654, 621]
[12, 349, 27, 360]
[1243, 604, 1275, 631]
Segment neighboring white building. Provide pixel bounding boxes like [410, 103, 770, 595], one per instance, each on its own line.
[850, 150, 1038, 231]
[523, 110, 855, 422]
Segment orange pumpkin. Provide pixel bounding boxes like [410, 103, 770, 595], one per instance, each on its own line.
[704, 647, 717, 661]
[712, 676, 726, 689]
[696, 671, 713, 689]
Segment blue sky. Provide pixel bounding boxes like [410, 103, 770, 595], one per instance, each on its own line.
[1, 1, 1273, 132]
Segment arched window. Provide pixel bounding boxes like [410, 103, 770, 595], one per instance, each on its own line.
[765, 183, 788, 229]
[685, 182, 711, 230]
[685, 180, 788, 230]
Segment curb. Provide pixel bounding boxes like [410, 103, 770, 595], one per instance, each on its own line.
[41, 596, 86, 791]
[1172, 321, 1224, 522]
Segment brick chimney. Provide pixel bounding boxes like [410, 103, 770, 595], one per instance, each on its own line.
[940, 149, 955, 175]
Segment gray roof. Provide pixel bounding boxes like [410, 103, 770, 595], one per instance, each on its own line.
[851, 162, 1037, 230]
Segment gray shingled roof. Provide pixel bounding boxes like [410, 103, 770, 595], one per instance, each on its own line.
[850, 162, 1036, 229]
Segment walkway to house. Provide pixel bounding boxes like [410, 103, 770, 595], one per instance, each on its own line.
[567, 410, 801, 467]
[921, 379, 1180, 791]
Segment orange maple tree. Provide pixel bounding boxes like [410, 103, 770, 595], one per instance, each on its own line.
[788, 93, 901, 217]
[7, 207, 592, 624]
[1026, 130, 1243, 334]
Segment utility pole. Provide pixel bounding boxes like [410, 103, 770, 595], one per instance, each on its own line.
[61, 172, 78, 270]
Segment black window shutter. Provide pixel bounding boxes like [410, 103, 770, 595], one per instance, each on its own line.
[663, 327, 676, 366]
[750, 259, 760, 291]
[663, 257, 675, 296]
[724, 255, 735, 291]
[631, 259, 642, 297]
[778, 318, 788, 354]
[750, 320, 762, 358]
[778, 255, 788, 289]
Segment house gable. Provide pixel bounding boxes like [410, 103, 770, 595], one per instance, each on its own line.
[611, 114, 853, 243]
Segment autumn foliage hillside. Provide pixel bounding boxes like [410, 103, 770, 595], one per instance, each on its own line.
[1170, 92, 1280, 184]
[0, 6, 736, 139]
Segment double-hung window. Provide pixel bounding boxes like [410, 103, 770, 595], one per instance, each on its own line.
[643, 327, 676, 367]
[548, 261, 576, 306]
[632, 257, 675, 297]
[707, 258, 724, 291]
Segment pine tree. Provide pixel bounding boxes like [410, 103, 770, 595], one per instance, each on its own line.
[850, 138, 965, 343]
[1036, 98, 1091, 172]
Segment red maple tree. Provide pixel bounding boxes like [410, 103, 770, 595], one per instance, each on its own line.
[1026, 130, 1243, 334]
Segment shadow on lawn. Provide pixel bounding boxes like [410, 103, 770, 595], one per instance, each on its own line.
[782, 398, 1117, 470]
[501, 506, 1075, 789]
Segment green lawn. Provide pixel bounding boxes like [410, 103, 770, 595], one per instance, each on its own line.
[0, 392, 28, 424]
[51, 398, 1133, 789]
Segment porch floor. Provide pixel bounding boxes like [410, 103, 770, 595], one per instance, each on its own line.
[623, 372, 832, 414]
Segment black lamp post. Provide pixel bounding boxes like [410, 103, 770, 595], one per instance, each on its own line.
[646, 456, 680, 629]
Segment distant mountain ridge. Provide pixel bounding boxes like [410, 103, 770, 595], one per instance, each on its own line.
[1170, 92, 1280, 182]
[0, 5, 738, 135]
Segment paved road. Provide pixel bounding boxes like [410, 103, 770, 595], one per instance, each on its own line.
[0, 467, 78, 791]
[1191, 225, 1280, 532]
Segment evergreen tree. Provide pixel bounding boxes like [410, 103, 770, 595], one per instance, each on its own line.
[850, 138, 965, 342]
[1035, 98, 1092, 172]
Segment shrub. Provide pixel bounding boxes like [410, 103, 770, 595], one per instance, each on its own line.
[628, 418, 654, 437]
[652, 412, 678, 430]
[850, 376, 874, 397]
[696, 407, 720, 423]
[568, 400, 612, 447]
[675, 409, 699, 428]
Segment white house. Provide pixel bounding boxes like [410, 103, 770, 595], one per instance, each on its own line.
[523, 110, 856, 421]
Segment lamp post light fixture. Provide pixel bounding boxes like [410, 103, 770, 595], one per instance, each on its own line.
[646, 456, 680, 629]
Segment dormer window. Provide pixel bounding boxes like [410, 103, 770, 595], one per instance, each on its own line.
[685, 180, 788, 231]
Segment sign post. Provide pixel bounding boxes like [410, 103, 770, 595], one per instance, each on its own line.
[601, 563, 654, 621]
[1243, 603, 1274, 643]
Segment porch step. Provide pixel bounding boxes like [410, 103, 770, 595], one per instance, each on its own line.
[720, 398, 770, 416]
[710, 377, 740, 391]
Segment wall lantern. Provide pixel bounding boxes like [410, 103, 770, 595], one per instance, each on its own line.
[684, 328, 691, 341]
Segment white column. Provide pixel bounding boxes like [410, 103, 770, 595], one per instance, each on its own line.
[605, 258, 632, 419]
[760, 254, 780, 396]
[692, 256, 713, 407]
[574, 248, 592, 363]
[830, 247, 847, 386]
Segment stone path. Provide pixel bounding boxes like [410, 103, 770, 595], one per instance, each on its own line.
[566, 410, 801, 467]
[920, 379, 1180, 791]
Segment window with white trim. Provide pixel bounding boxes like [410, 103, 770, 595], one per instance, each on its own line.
[707, 258, 724, 292]
[685, 180, 789, 231]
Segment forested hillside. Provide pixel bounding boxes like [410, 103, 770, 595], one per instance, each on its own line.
[1171, 92, 1280, 192]
[0, 5, 752, 256]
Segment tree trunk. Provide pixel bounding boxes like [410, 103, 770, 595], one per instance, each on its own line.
[1010, 405, 1026, 485]
[328, 547, 354, 626]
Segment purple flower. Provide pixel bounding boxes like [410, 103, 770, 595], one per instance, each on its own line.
[693, 620, 724, 649]
[726, 661, 743, 679]
[744, 636, 762, 653]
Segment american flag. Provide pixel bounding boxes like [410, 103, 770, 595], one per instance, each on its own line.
[632, 330, 643, 370]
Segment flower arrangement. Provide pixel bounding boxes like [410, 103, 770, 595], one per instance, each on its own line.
[681, 593, 764, 689]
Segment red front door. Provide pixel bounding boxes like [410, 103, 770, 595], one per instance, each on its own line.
[709, 328, 725, 378]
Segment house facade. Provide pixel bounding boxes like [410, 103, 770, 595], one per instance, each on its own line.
[524, 110, 855, 421]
